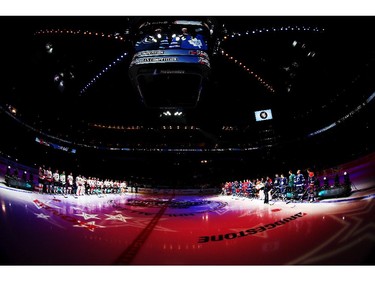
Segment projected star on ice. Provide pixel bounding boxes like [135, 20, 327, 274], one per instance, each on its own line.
[105, 213, 132, 222]
[75, 212, 100, 220]
[44, 200, 61, 208]
[73, 220, 106, 232]
[35, 213, 50, 220]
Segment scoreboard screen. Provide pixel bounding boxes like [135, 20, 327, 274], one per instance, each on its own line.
[129, 19, 214, 108]
[255, 109, 273, 121]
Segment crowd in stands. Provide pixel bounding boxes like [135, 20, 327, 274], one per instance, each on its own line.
[3, 164, 34, 189]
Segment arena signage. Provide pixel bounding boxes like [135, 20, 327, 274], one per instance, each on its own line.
[198, 212, 306, 243]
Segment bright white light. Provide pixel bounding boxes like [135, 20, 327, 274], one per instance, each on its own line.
[80, 52, 128, 94]
[45, 43, 52, 50]
[10, 107, 17, 114]
[366, 91, 375, 103]
[292, 41, 297, 47]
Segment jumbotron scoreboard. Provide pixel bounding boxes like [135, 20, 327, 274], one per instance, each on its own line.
[129, 18, 217, 109]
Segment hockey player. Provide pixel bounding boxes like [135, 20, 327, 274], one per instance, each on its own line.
[88, 177, 95, 195]
[273, 174, 280, 189]
[278, 173, 288, 198]
[75, 175, 81, 196]
[96, 177, 103, 195]
[288, 170, 295, 193]
[76, 175, 86, 196]
[67, 172, 74, 194]
[264, 176, 272, 204]
[38, 166, 45, 193]
[45, 167, 53, 194]
[294, 170, 305, 193]
[60, 171, 66, 194]
[120, 180, 127, 194]
[307, 168, 316, 202]
[53, 169, 60, 194]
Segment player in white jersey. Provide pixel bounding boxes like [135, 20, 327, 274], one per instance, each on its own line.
[120, 180, 127, 194]
[89, 177, 96, 195]
[59, 171, 66, 194]
[75, 175, 82, 196]
[81, 176, 86, 195]
[109, 179, 114, 193]
[45, 167, 53, 194]
[67, 172, 74, 194]
[104, 179, 110, 194]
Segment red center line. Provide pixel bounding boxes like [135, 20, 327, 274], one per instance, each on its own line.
[113, 195, 174, 265]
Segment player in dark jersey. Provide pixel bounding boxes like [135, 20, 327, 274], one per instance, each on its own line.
[294, 170, 305, 193]
[288, 170, 295, 193]
[307, 168, 316, 202]
[38, 166, 45, 193]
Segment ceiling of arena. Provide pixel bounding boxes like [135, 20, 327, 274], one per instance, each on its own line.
[1, 16, 374, 182]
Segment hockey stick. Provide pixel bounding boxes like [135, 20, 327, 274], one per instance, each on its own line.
[299, 186, 309, 202]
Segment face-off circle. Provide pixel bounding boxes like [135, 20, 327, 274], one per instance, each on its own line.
[110, 197, 228, 217]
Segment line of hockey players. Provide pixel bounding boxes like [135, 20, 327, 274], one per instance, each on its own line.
[37, 166, 128, 196]
[221, 168, 351, 202]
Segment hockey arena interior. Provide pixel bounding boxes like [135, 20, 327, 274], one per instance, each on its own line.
[1, 16, 375, 268]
